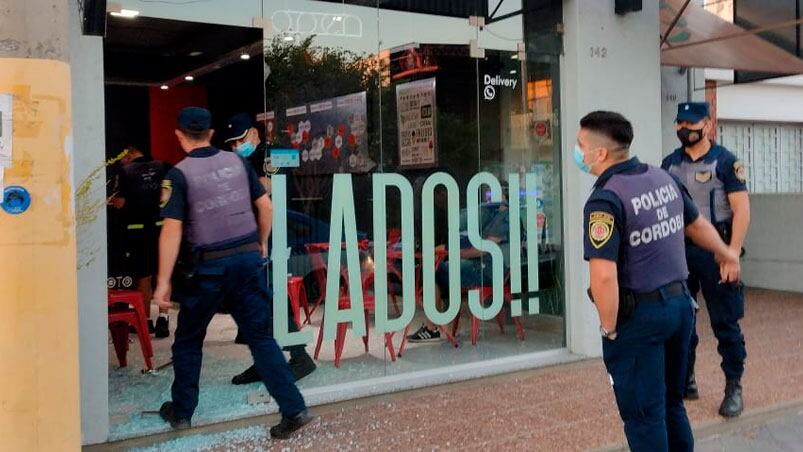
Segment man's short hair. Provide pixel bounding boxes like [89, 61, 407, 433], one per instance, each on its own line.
[580, 111, 634, 148]
[178, 129, 210, 142]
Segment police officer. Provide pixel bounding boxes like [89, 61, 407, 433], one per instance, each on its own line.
[223, 112, 317, 385]
[111, 146, 170, 337]
[662, 102, 750, 417]
[153, 107, 312, 438]
[578, 111, 740, 451]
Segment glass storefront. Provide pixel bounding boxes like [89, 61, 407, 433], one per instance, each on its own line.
[104, 0, 566, 437]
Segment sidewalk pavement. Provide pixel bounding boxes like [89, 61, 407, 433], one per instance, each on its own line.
[91, 288, 803, 451]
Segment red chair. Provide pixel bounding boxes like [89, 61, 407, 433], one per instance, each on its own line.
[313, 273, 397, 367]
[451, 275, 525, 345]
[304, 241, 369, 323]
[108, 290, 154, 361]
[288, 276, 310, 329]
[109, 310, 154, 370]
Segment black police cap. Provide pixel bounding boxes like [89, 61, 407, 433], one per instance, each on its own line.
[178, 107, 212, 133]
[224, 113, 254, 143]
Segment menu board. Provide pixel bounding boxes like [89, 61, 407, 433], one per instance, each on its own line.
[396, 78, 437, 168]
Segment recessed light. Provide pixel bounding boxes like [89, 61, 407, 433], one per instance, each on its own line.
[283, 35, 295, 42]
[510, 70, 517, 74]
[184, 75, 194, 81]
[511, 54, 518, 60]
[189, 51, 203, 57]
[110, 9, 140, 18]
[160, 84, 169, 90]
[240, 53, 251, 60]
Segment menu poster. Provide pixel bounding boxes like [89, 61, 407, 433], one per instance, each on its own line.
[284, 91, 374, 175]
[396, 78, 437, 169]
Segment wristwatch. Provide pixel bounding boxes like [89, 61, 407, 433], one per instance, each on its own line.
[600, 325, 617, 340]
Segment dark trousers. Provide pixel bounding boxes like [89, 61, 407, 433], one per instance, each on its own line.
[602, 288, 695, 452]
[233, 278, 305, 358]
[171, 251, 306, 420]
[686, 245, 747, 381]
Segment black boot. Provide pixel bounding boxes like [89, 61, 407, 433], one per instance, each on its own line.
[684, 372, 699, 400]
[289, 352, 317, 381]
[158, 401, 191, 430]
[270, 410, 313, 439]
[155, 315, 169, 339]
[719, 379, 743, 417]
[231, 365, 260, 385]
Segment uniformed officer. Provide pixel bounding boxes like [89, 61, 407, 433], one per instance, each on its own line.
[223, 112, 317, 386]
[153, 107, 312, 438]
[111, 146, 170, 337]
[578, 111, 740, 452]
[662, 102, 750, 417]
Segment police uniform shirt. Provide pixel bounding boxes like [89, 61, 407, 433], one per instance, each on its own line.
[661, 144, 747, 224]
[160, 146, 267, 251]
[583, 157, 700, 287]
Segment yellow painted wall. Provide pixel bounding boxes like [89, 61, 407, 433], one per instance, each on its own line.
[0, 59, 81, 451]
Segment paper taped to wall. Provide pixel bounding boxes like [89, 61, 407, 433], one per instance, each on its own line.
[0, 93, 12, 168]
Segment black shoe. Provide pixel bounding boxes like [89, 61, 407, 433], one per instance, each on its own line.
[406, 325, 441, 343]
[158, 402, 191, 430]
[270, 410, 313, 439]
[231, 365, 260, 385]
[719, 379, 743, 418]
[155, 315, 169, 339]
[148, 320, 155, 334]
[289, 353, 317, 381]
[684, 372, 699, 400]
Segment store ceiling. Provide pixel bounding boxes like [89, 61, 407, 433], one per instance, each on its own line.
[104, 15, 262, 85]
[315, 0, 488, 18]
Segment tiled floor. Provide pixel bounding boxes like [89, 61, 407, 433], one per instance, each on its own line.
[102, 288, 803, 451]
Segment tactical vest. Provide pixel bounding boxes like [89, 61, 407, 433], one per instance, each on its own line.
[665, 153, 732, 224]
[175, 150, 257, 249]
[603, 165, 689, 293]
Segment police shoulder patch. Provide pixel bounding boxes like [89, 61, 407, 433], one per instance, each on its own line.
[160, 179, 172, 208]
[734, 160, 747, 183]
[588, 211, 615, 249]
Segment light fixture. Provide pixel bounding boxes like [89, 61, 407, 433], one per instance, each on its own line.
[332, 15, 344, 22]
[188, 51, 203, 57]
[160, 84, 169, 90]
[184, 75, 194, 81]
[283, 35, 295, 42]
[511, 54, 518, 60]
[110, 9, 140, 18]
[240, 53, 251, 60]
[510, 70, 517, 74]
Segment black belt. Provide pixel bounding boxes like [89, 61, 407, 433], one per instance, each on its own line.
[632, 281, 686, 303]
[200, 242, 260, 262]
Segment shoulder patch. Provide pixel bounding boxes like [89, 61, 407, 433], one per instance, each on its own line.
[160, 179, 172, 208]
[588, 211, 615, 249]
[734, 160, 747, 183]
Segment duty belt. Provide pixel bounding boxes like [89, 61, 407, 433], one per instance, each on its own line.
[632, 281, 686, 303]
[200, 242, 260, 262]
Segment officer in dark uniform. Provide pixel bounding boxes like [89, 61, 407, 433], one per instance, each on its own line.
[153, 107, 312, 438]
[578, 111, 740, 452]
[662, 102, 750, 417]
[111, 146, 170, 337]
[223, 112, 316, 385]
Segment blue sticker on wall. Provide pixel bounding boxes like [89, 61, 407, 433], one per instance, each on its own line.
[2, 186, 31, 215]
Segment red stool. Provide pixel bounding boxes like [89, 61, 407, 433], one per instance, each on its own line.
[108, 290, 154, 370]
[109, 310, 154, 370]
[288, 276, 310, 329]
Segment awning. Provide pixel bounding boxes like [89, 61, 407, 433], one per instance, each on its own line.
[660, 0, 803, 74]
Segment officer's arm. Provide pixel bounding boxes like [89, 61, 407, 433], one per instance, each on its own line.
[685, 217, 740, 282]
[254, 194, 273, 256]
[728, 192, 750, 252]
[589, 259, 619, 334]
[157, 219, 183, 286]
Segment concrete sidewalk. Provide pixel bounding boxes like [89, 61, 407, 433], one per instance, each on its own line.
[89, 288, 803, 451]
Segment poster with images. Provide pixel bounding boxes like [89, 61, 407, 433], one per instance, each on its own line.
[284, 91, 374, 175]
[396, 78, 437, 169]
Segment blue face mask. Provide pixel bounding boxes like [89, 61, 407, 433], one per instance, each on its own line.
[236, 141, 256, 158]
[573, 144, 592, 173]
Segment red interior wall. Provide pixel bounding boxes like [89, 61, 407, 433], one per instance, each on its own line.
[149, 85, 208, 165]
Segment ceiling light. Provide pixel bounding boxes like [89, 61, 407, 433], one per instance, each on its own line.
[510, 70, 517, 74]
[333, 16, 344, 22]
[160, 84, 169, 90]
[110, 9, 140, 18]
[511, 54, 518, 60]
[189, 51, 203, 57]
[283, 35, 295, 42]
[184, 75, 194, 81]
[240, 53, 251, 60]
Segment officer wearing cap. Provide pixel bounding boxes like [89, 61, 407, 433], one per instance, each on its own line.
[662, 102, 750, 417]
[578, 111, 740, 451]
[223, 112, 317, 386]
[153, 107, 312, 438]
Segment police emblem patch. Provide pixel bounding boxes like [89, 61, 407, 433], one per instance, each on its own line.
[160, 179, 172, 208]
[589, 211, 614, 249]
[734, 160, 747, 183]
[695, 170, 713, 183]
